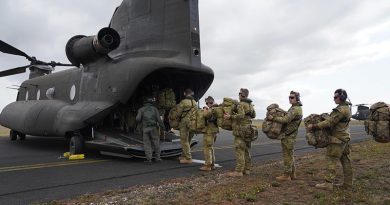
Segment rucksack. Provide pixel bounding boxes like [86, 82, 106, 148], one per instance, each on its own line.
[218, 98, 239, 131]
[188, 108, 206, 134]
[157, 88, 176, 110]
[262, 104, 287, 139]
[168, 105, 180, 130]
[304, 113, 331, 148]
[365, 102, 390, 143]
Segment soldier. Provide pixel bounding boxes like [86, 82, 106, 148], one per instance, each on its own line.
[225, 88, 256, 177]
[199, 96, 219, 171]
[176, 88, 197, 164]
[307, 89, 352, 190]
[136, 97, 165, 164]
[268, 91, 303, 181]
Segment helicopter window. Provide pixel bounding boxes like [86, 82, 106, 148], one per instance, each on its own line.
[46, 87, 55, 100]
[37, 89, 41, 100]
[70, 85, 76, 101]
[25, 91, 29, 101]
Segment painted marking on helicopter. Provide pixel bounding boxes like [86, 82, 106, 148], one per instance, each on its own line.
[191, 159, 222, 168]
[0, 159, 108, 173]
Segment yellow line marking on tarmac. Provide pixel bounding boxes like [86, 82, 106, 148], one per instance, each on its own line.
[0, 159, 109, 173]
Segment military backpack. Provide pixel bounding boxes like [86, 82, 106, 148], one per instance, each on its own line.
[157, 88, 176, 110]
[141, 105, 158, 128]
[168, 105, 180, 130]
[364, 102, 390, 143]
[304, 113, 331, 148]
[217, 98, 239, 131]
[262, 104, 287, 139]
[188, 108, 206, 134]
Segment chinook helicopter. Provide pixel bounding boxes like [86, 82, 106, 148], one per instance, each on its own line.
[351, 104, 370, 121]
[0, 0, 213, 157]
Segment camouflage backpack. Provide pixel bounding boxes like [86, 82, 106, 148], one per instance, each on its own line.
[218, 98, 239, 131]
[168, 105, 180, 130]
[364, 102, 390, 143]
[304, 113, 331, 148]
[188, 108, 206, 134]
[157, 88, 176, 110]
[262, 104, 287, 139]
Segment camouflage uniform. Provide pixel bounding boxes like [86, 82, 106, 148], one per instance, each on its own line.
[202, 104, 219, 166]
[273, 103, 302, 176]
[176, 96, 197, 160]
[136, 102, 165, 161]
[317, 102, 352, 187]
[231, 99, 256, 173]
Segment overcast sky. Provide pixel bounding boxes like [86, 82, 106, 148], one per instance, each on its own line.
[0, 0, 389, 118]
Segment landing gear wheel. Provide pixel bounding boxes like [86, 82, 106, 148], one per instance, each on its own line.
[9, 130, 17, 141]
[69, 134, 84, 155]
[18, 133, 26, 141]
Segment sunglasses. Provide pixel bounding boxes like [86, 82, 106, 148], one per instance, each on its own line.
[289, 96, 295, 99]
[333, 96, 339, 100]
[206, 102, 213, 105]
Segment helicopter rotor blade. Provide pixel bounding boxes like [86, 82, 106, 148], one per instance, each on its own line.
[0, 40, 34, 61]
[47, 61, 73, 67]
[0, 65, 29, 77]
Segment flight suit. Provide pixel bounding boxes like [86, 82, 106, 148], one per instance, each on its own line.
[202, 105, 219, 167]
[273, 103, 302, 177]
[136, 103, 165, 161]
[231, 99, 256, 173]
[176, 96, 197, 160]
[317, 102, 352, 187]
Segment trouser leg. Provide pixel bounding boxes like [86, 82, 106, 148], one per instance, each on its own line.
[341, 152, 353, 187]
[325, 143, 345, 183]
[244, 140, 251, 171]
[142, 129, 153, 161]
[234, 136, 246, 173]
[150, 127, 161, 160]
[203, 133, 214, 165]
[179, 126, 192, 160]
[281, 137, 296, 175]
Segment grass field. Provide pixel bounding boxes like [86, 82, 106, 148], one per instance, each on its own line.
[46, 140, 390, 205]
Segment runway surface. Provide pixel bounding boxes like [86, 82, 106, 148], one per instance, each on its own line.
[0, 125, 370, 204]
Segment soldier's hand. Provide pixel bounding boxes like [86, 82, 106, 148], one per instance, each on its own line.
[267, 115, 273, 121]
[307, 124, 318, 130]
[224, 113, 231, 120]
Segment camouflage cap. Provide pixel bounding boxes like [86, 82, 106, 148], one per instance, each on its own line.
[239, 88, 249, 97]
[205, 96, 215, 103]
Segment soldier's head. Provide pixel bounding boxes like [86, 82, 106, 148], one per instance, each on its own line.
[239, 88, 249, 100]
[143, 96, 155, 104]
[184, 88, 194, 97]
[289, 90, 301, 105]
[205, 96, 215, 107]
[334, 89, 348, 104]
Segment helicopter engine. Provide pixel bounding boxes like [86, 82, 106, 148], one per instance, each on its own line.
[65, 27, 120, 67]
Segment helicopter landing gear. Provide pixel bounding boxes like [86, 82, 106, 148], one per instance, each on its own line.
[69, 133, 84, 155]
[18, 133, 26, 141]
[9, 130, 17, 141]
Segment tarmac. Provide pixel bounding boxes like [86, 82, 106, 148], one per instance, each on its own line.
[0, 125, 370, 204]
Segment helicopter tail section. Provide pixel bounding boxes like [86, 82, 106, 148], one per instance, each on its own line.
[109, 0, 201, 68]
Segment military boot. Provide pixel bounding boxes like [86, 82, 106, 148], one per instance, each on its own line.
[199, 165, 212, 171]
[179, 158, 192, 164]
[226, 171, 243, 177]
[290, 170, 297, 180]
[315, 182, 333, 190]
[276, 175, 292, 181]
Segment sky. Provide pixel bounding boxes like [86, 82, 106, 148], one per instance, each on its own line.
[0, 0, 389, 118]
